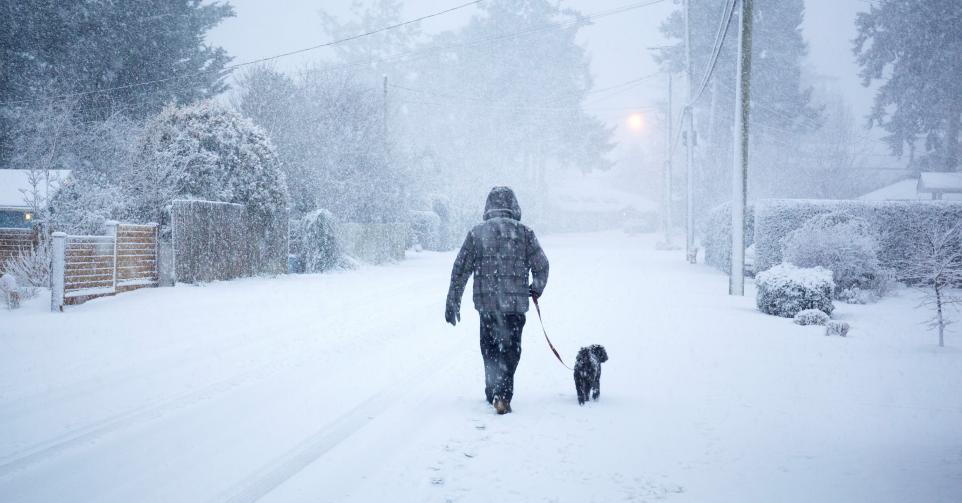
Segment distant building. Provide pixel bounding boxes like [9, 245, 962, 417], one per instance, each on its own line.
[859, 173, 962, 202]
[0, 169, 71, 228]
[917, 172, 962, 200]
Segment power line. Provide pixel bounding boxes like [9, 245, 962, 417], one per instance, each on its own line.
[0, 0, 486, 107]
[395, 96, 658, 113]
[388, 72, 660, 107]
[4, 0, 671, 108]
[689, 0, 736, 106]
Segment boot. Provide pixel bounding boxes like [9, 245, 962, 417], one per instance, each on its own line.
[493, 398, 508, 415]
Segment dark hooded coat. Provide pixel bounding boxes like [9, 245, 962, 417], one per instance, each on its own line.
[446, 187, 549, 314]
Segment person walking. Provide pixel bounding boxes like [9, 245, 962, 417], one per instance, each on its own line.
[445, 186, 549, 415]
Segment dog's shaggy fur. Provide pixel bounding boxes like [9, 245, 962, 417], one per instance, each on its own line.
[573, 344, 608, 405]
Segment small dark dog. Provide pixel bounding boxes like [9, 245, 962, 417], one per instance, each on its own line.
[573, 344, 608, 405]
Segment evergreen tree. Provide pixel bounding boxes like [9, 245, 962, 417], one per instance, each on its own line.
[0, 0, 235, 162]
[854, 0, 962, 171]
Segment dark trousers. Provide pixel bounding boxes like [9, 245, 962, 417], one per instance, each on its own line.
[479, 312, 526, 404]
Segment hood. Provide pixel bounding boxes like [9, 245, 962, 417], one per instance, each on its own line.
[483, 186, 522, 221]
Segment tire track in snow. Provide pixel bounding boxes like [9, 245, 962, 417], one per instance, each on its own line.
[0, 274, 429, 420]
[213, 347, 464, 503]
[0, 279, 442, 480]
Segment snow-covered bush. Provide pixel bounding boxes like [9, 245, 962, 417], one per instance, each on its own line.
[297, 209, 340, 273]
[793, 308, 830, 326]
[1, 273, 21, 309]
[780, 212, 885, 297]
[825, 320, 850, 337]
[410, 210, 441, 251]
[756, 263, 835, 318]
[754, 199, 962, 280]
[3, 236, 51, 288]
[0, 272, 37, 309]
[702, 202, 754, 273]
[47, 176, 126, 235]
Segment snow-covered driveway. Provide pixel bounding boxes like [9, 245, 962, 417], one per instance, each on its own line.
[1, 232, 960, 502]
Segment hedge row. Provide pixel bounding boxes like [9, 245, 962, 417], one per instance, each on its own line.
[754, 199, 962, 277]
[701, 202, 754, 272]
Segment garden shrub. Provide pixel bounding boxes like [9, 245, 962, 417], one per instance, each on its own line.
[297, 209, 340, 273]
[793, 308, 830, 326]
[756, 263, 835, 318]
[780, 212, 884, 296]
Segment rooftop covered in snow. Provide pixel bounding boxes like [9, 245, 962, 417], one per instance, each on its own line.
[859, 174, 962, 202]
[917, 172, 962, 199]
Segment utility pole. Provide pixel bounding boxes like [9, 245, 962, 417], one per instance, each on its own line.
[683, 0, 697, 264]
[382, 74, 389, 150]
[663, 73, 673, 247]
[730, 0, 753, 296]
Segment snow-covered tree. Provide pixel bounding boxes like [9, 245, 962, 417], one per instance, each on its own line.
[236, 65, 404, 223]
[0, 1, 235, 163]
[854, 0, 962, 172]
[126, 101, 288, 226]
[902, 220, 962, 347]
[317, 0, 614, 222]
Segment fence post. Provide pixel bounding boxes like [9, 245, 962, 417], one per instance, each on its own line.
[148, 222, 159, 283]
[50, 232, 66, 312]
[106, 220, 118, 293]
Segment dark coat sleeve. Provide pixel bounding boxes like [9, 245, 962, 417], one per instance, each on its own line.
[446, 231, 477, 309]
[527, 229, 549, 297]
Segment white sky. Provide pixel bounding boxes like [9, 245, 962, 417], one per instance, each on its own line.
[207, 0, 893, 163]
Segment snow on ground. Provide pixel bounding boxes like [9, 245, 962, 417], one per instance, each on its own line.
[1, 231, 961, 502]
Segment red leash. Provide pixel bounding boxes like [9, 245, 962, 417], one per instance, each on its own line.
[532, 295, 571, 370]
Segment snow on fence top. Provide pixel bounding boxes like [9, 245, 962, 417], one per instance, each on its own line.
[753, 198, 962, 277]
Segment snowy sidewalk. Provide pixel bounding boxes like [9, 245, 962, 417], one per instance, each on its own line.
[1, 232, 960, 502]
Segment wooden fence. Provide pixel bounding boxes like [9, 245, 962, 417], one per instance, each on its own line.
[0, 227, 36, 274]
[51, 222, 158, 311]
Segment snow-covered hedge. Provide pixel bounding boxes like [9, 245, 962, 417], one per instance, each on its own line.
[169, 199, 288, 282]
[702, 202, 754, 272]
[756, 263, 835, 317]
[754, 199, 962, 280]
[793, 308, 829, 326]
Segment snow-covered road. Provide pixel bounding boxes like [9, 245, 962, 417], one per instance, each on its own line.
[1, 232, 960, 502]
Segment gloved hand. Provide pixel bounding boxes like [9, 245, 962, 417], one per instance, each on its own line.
[445, 301, 461, 326]
[529, 288, 541, 300]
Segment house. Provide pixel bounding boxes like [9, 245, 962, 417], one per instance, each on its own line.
[859, 173, 962, 202]
[0, 169, 72, 228]
[917, 172, 962, 200]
